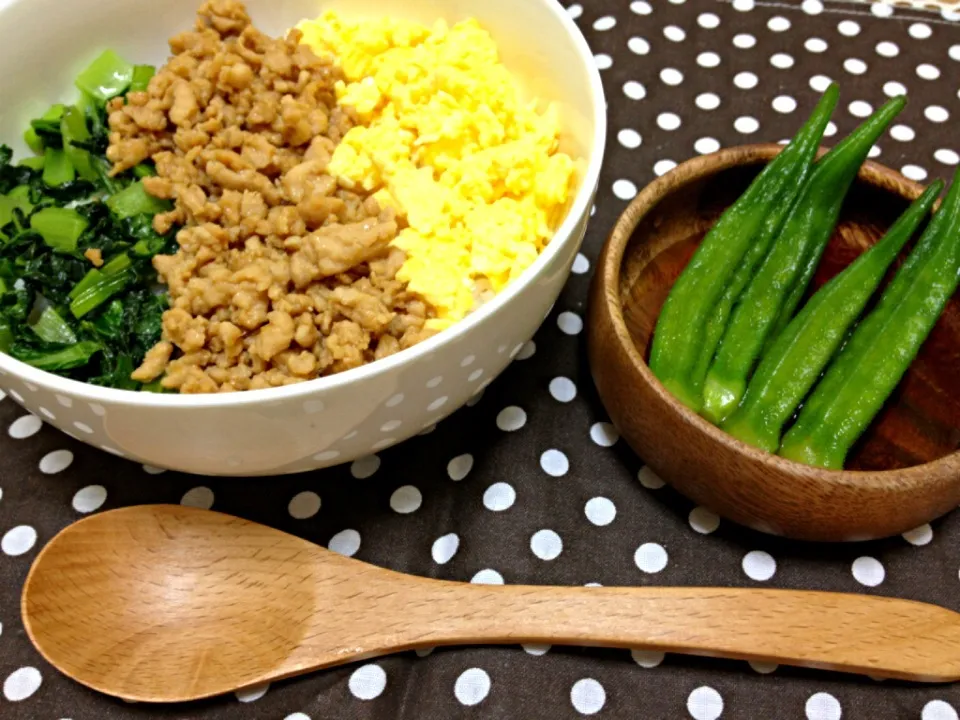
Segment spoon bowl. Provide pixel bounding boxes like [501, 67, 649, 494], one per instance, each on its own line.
[21, 505, 960, 702]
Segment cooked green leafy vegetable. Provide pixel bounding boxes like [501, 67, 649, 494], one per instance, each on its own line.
[130, 65, 156, 94]
[30, 207, 89, 252]
[75, 49, 135, 103]
[107, 181, 171, 219]
[0, 50, 174, 389]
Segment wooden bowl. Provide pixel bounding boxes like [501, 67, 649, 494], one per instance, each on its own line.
[587, 144, 960, 542]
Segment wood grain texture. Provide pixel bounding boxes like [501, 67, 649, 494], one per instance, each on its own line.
[587, 143, 960, 542]
[20, 505, 960, 703]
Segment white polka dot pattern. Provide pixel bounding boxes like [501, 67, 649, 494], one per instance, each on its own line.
[570, 678, 606, 715]
[631, 649, 665, 668]
[180, 486, 214, 510]
[3, 667, 41, 701]
[288, 491, 321, 520]
[471, 569, 504, 585]
[742, 551, 777, 581]
[695, 137, 720, 154]
[589, 422, 618, 447]
[351, 455, 381, 479]
[923, 700, 960, 720]
[612, 178, 638, 200]
[634, 542, 668, 573]
[554, 313, 581, 338]
[696, 93, 721, 110]
[876, 41, 898, 57]
[584, 497, 616, 526]
[454, 668, 490, 706]
[622, 81, 645, 101]
[72, 485, 107, 514]
[530, 529, 563, 560]
[903, 524, 933, 546]
[628, 37, 650, 55]
[328, 529, 361, 557]
[838, 20, 860, 37]
[39, 449, 73, 474]
[806, 692, 842, 720]
[431, 533, 459, 564]
[2, 526, 37, 556]
[349, 665, 386, 700]
[235, 683, 270, 703]
[1, 2, 959, 717]
[9, 415, 41, 439]
[447, 454, 473, 481]
[390, 485, 422, 514]
[661, 68, 684, 86]
[496, 406, 526, 432]
[483, 482, 516, 511]
[734, 71, 757, 90]
[688, 507, 720, 534]
[540, 449, 570, 477]
[638, 466, 666, 489]
[852, 556, 886, 587]
[617, 128, 641, 149]
[687, 686, 724, 720]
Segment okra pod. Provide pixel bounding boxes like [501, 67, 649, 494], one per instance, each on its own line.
[649, 85, 839, 410]
[693, 187, 805, 393]
[701, 96, 906, 424]
[780, 169, 960, 469]
[723, 181, 943, 452]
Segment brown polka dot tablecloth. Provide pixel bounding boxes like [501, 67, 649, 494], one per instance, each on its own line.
[3, 0, 960, 718]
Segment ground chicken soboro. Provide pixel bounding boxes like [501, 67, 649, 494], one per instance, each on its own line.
[110, 0, 434, 393]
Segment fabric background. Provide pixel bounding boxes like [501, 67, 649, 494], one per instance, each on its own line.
[2, 1, 960, 718]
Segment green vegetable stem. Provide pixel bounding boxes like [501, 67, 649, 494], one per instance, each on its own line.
[75, 49, 134, 102]
[701, 95, 907, 424]
[30, 207, 89, 252]
[15, 340, 101, 371]
[30, 305, 78, 345]
[648, 84, 839, 411]
[130, 65, 156, 93]
[780, 168, 960, 469]
[23, 128, 44, 155]
[0, 318, 12, 352]
[18, 156, 44, 171]
[42, 147, 75, 187]
[70, 270, 132, 319]
[107, 181, 171, 219]
[723, 180, 943, 453]
[29, 104, 66, 149]
[0, 185, 33, 229]
[61, 105, 98, 182]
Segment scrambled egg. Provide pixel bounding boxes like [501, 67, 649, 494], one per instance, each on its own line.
[297, 12, 576, 330]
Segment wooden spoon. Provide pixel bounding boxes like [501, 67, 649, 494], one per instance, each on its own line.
[21, 505, 960, 703]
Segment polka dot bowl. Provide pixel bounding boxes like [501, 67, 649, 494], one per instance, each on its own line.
[0, 0, 606, 476]
[588, 144, 960, 542]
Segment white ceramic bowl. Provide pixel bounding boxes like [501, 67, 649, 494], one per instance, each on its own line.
[0, 0, 606, 475]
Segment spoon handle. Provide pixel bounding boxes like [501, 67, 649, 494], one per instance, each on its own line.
[411, 583, 960, 681]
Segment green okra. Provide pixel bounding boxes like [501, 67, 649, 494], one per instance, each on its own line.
[649, 84, 839, 411]
[780, 169, 960, 469]
[701, 95, 907, 424]
[692, 178, 810, 394]
[723, 181, 943, 453]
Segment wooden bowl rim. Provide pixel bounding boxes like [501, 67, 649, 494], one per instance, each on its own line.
[597, 142, 960, 489]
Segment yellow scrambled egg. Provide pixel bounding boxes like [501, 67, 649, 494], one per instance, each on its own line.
[297, 12, 576, 330]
